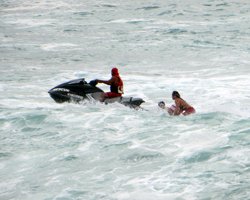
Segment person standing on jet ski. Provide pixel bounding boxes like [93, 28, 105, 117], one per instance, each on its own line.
[96, 68, 124, 99]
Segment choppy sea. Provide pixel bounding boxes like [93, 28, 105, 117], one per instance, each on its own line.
[1, 0, 250, 199]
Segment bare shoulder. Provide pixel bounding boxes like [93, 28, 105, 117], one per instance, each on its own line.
[176, 98, 188, 107]
[179, 98, 186, 104]
[175, 98, 182, 104]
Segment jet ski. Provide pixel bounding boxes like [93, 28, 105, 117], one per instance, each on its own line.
[48, 78, 145, 108]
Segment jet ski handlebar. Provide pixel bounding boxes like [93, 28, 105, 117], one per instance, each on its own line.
[89, 79, 98, 87]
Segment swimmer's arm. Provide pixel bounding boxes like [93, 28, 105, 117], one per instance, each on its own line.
[173, 100, 182, 115]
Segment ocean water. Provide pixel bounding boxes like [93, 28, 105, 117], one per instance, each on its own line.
[1, 0, 250, 199]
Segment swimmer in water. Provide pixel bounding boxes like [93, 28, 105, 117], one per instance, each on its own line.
[171, 91, 195, 116]
[158, 101, 176, 115]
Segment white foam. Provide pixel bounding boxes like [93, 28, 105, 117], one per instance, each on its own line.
[3, 1, 71, 12]
[109, 18, 151, 24]
[40, 43, 80, 51]
[176, 129, 228, 158]
[5, 18, 55, 28]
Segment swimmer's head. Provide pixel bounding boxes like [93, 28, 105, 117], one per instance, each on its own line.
[158, 101, 165, 109]
[172, 91, 180, 99]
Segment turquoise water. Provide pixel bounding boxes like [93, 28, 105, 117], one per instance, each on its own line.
[1, 0, 250, 199]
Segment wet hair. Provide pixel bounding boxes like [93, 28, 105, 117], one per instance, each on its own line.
[172, 91, 180, 98]
[158, 101, 165, 107]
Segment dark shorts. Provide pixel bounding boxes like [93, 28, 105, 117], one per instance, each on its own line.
[183, 107, 196, 115]
[104, 92, 122, 98]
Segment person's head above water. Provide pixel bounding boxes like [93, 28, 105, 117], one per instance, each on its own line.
[158, 101, 165, 109]
[172, 91, 181, 100]
[111, 67, 119, 76]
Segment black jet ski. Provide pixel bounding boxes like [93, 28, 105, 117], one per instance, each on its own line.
[48, 78, 145, 108]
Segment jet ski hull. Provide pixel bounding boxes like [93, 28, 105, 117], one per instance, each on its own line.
[48, 89, 85, 103]
[48, 78, 145, 108]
